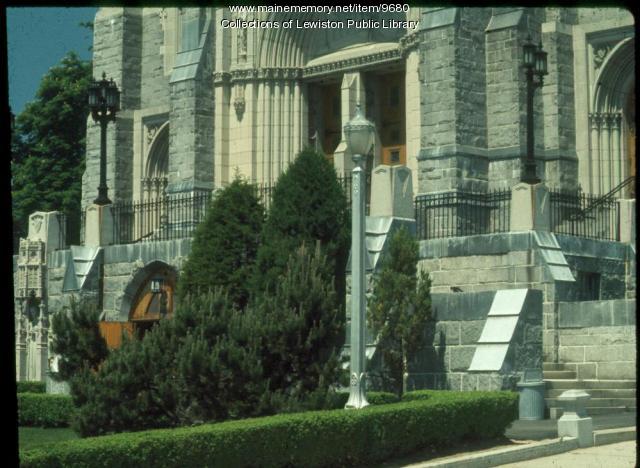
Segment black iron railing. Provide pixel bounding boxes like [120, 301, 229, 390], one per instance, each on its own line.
[110, 191, 213, 245]
[414, 190, 511, 240]
[337, 173, 371, 215]
[549, 190, 619, 241]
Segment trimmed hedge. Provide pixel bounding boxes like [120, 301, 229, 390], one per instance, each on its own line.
[18, 393, 74, 428]
[17, 381, 46, 394]
[20, 391, 517, 468]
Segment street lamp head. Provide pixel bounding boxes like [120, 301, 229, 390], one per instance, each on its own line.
[534, 42, 548, 77]
[88, 73, 120, 122]
[523, 36, 537, 69]
[344, 104, 375, 159]
[150, 277, 164, 294]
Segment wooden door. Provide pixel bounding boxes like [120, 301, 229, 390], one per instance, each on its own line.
[379, 73, 406, 166]
[129, 271, 175, 338]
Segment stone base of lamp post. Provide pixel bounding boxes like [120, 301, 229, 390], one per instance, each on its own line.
[510, 182, 550, 232]
[84, 203, 114, 247]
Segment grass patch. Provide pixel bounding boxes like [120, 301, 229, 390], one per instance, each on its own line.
[19, 427, 79, 452]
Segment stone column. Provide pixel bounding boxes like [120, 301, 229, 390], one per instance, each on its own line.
[32, 303, 50, 382]
[612, 114, 622, 188]
[404, 47, 421, 196]
[417, 7, 490, 194]
[264, 80, 273, 183]
[601, 114, 612, 193]
[334, 73, 366, 177]
[168, 12, 214, 195]
[15, 304, 27, 381]
[541, 16, 578, 191]
[589, 113, 601, 194]
[283, 80, 291, 172]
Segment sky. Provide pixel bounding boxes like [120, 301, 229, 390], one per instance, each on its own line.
[7, 7, 98, 115]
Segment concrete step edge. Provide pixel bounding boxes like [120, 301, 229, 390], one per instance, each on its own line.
[593, 426, 637, 446]
[414, 437, 580, 467]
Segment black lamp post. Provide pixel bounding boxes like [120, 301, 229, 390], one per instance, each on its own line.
[88, 72, 120, 205]
[522, 37, 548, 184]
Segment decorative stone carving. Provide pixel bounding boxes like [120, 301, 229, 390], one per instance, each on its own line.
[593, 43, 613, 69]
[233, 84, 246, 119]
[30, 214, 43, 235]
[233, 96, 246, 119]
[146, 124, 161, 145]
[302, 49, 401, 79]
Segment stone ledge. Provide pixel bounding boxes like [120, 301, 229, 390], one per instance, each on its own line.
[593, 426, 636, 446]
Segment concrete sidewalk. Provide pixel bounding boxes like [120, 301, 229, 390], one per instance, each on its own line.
[385, 412, 636, 467]
[497, 440, 636, 467]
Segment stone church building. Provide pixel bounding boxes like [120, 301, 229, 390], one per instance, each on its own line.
[15, 7, 636, 416]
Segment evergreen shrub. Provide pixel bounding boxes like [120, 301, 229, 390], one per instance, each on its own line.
[17, 382, 46, 394]
[20, 392, 517, 468]
[18, 393, 73, 427]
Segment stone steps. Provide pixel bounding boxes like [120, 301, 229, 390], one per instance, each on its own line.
[546, 379, 637, 390]
[546, 397, 636, 408]
[546, 388, 636, 398]
[543, 370, 577, 380]
[543, 362, 636, 418]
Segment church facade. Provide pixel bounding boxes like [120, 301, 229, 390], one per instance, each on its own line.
[15, 8, 635, 412]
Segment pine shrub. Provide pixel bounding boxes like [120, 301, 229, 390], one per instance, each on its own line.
[178, 178, 264, 309]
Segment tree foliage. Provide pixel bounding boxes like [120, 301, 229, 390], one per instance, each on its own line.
[368, 227, 432, 398]
[11, 51, 92, 251]
[49, 298, 109, 382]
[247, 244, 345, 402]
[178, 178, 264, 309]
[69, 246, 345, 436]
[253, 148, 349, 298]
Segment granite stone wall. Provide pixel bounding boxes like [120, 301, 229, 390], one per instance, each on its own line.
[555, 299, 636, 380]
[140, 9, 170, 110]
[100, 238, 191, 321]
[418, 232, 632, 366]
[406, 289, 542, 392]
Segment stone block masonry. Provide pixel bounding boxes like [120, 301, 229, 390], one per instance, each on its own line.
[555, 299, 636, 380]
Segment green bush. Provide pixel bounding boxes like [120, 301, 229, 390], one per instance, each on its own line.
[20, 391, 517, 468]
[402, 389, 446, 402]
[18, 393, 74, 428]
[17, 382, 46, 394]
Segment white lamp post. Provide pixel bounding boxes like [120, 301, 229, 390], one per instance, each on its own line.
[343, 104, 375, 409]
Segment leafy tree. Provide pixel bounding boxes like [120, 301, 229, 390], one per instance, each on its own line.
[11, 51, 92, 252]
[368, 226, 432, 398]
[252, 148, 349, 299]
[178, 178, 264, 309]
[49, 297, 109, 382]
